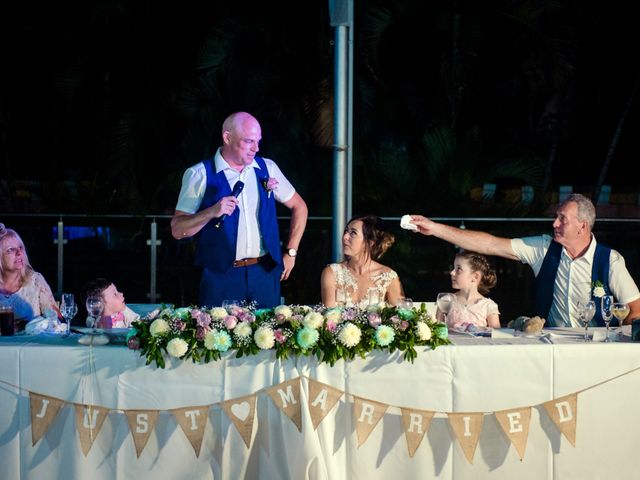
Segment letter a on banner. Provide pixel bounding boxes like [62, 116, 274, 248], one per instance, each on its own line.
[307, 378, 343, 430]
[353, 396, 389, 448]
[266, 378, 302, 432]
[494, 407, 532, 460]
[400, 408, 435, 457]
[448, 413, 484, 464]
[75, 404, 109, 456]
[543, 393, 578, 447]
[29, 392, 64, 446]
[171, 406, 209, 457]
[221, 394, 257, 448]
[125, 410, 159, 458]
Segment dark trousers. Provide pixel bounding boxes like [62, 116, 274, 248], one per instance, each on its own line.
[199, 257, 283, 308]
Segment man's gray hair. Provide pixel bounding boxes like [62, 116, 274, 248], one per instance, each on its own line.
[560, 193, 596, 229]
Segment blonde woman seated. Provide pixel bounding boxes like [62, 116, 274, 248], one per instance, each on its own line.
[321, 215, 403, 308]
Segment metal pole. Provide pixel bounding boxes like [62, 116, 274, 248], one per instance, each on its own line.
[55, 219, 65, 297]
[146, 219, 160, 303]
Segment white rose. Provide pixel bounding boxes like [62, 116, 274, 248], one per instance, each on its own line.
[593, 286, 606, 298]
[416, 321, 432, 341]
[166, 338, 189, 358]
[338, 322, 361, 347]
[274, 305, 293, 319]
[254, 326, 275, 349]
[324, 308, 342, 324]
[149, 319, 170, 337]
[302, 311, 324, 329]
[210, 307, 228, 320]
[234, 322, 253, 339]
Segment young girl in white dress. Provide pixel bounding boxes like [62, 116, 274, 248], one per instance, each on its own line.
[321, 215, 404, 309]
[436, 251, 500, 329]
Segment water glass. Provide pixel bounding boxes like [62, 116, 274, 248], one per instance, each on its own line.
[612, 302, 630, 331]
[436, 292, 455, 324]
[0, 305, 15, 336]
[85, 296, 104, 329]
[600, 295, 614, 341]
[578, 300, 596, 342]
[60, 293, 77, 336]
[335, 289, 346, 308]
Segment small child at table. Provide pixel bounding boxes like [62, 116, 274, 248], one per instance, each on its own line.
[83, 278, 139, 329]
[436, 251, 500, 329]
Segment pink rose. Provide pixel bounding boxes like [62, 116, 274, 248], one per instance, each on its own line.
[367, 312, 382, 328]
[224, 315, 238, 330]
[399, 320, 410, 331]
[274, 329, 287, 344]
[127, 336, 140, 350]
[325, 320, 337, 332]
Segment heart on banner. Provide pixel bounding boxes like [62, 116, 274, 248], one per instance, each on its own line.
[231, 401, 250, 421]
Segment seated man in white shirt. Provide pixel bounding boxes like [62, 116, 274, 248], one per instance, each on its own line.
[410, 194, 640, 327]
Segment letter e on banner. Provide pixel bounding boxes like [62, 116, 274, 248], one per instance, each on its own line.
[495, 407, 532, 460]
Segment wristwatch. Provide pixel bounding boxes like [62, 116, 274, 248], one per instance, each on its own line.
[284, 248, 297, 258]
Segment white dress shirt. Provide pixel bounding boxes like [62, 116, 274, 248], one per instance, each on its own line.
[175, 148, 295, 260]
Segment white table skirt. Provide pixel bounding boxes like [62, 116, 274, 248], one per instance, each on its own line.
[1, 331, 639, 479]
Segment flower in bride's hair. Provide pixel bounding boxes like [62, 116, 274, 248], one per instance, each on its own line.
[416, 321, 432, 341]
[166, 338, 189, 358]
[254, 326, 275, 349]
[338, 322, 361, 347]
[375, 325, 395, 346]
[149, 319, 170, 337]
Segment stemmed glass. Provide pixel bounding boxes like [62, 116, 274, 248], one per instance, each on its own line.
[436, 292, 455, 324]
[612, 302, 630, 335]
[577, 300, 596, 342]
[397, 297, 413, 310]
[222, 299, 241, 312]
[335, 289, 346, 308]
[600, 295, 614, 342]
[60, 293, 78, 336]
[85, 296, 104, 331]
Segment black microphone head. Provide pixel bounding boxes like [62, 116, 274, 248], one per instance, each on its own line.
[232, 181, 245, 197]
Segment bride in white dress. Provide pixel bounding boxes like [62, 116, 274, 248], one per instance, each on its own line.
[321, 215, 404, 308]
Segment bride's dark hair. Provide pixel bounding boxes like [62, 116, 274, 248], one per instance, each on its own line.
[348, 215, 395, 260]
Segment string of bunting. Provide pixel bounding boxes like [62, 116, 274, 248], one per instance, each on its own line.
[3, 364, 640, 464]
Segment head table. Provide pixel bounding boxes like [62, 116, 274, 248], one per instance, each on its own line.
[1, 328, 639, 480]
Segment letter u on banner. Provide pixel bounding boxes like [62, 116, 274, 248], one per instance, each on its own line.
[75, 404, 109, 456]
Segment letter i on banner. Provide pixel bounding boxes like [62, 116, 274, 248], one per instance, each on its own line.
[494, 407, 532, 460]
[265, 378, 302, 431]
[29, 392, 64, 446]
[542, 393, 578, 447]
[171, 406, 210, 457]
[75, 404, 109, 456]
[353, 396, 389, 448]
[448, 413, 484, 464]
[125, 410, 159, 458]
[307, 378, 343, 430]
[400, 408, 435, 458]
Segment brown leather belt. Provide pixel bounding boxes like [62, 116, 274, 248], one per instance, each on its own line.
[232, 256, 267, 268]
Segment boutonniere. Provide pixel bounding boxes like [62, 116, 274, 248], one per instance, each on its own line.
[261, 177, 278, 198]
[591, 280, 606, 298]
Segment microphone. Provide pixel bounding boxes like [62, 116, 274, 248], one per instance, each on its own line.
[214, 181, 245, 228]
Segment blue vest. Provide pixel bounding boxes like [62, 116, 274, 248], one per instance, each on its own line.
[194, 156, 282, 273]
[534, 240, 611, 326]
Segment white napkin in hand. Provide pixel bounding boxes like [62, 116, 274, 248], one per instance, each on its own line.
[400, 215, 418, 232]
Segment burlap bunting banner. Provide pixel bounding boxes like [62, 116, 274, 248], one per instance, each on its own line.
[307, 378, 343, 430]
[266, 378, 302, 432]
[494, 407, 531, 460]
[221, 394, 257, 448]
[171, 406, 209, 457]
[400, 407, 435, 457]
[543, 393, 578, 447]
[448, 413, 484, 464]
[124, 410, 159, 458]
[353, 396, 388, 448]
[75, 404, 109, 456]
[29, 392, 64, 446]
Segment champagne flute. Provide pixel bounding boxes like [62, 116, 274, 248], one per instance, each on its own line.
[85, 296, 104, 331]
[578, 300, 596, 342]
[436, 292, 454, 324]
[600, 295, 614, 341]
[60, 293, 78, 336]
[612, 302, 630, 335]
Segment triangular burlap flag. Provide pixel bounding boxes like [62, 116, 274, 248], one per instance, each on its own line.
[400, 407, 435, 457]
[30, 392, 64, 446]
[307, 378, 343, 430]
[75, 404, 109, 456]
[125, 410, 159, 458]
[448, 413, 484, 464]
[171, 406, 210, 457]
[543, 393, 578, 447]
[495, 407, 532, 460]
[221, 394, 257, 448]
[353, 396, 389, 448]
[266, 378, 302, 432]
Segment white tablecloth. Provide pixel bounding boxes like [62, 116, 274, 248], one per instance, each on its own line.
[1, 330, 639, 479]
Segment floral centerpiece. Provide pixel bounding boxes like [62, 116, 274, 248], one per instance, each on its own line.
[128, 303, 450, 369]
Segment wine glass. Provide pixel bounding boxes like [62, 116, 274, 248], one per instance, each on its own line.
[600, 295, 614, 341]
[612, 302, 630, 335]
[60, 293, 78, 336]
[85, 296, 104, 331]
[397, 297, 413, 310]
[578, 300, 596, 342]
[222, 299, 241, 312]
[436, 292, 455, 324]
[368, 289, 381, 307]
